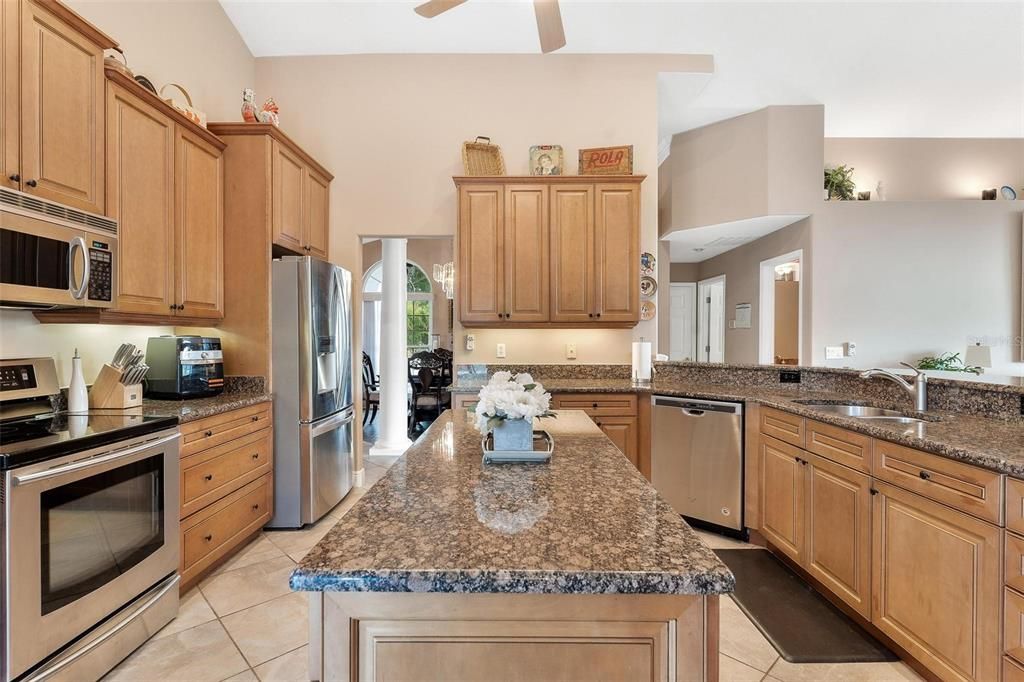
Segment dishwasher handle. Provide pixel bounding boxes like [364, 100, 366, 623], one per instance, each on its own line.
[653, 395, 743, 415]
[681, 408, 706, 417]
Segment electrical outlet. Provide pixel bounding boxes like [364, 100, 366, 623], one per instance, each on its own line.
[845, 342, 857, 357]
[464, 334, 475, 351]
[496, 343, 506, 359]
[779, 370, 801, 383]
[566, 343, 577, 360]
[825, 345, 844, 360]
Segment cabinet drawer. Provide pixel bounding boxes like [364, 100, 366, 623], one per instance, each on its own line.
[1007, 478, 1024, 535]
[1008, 532, 1024, 593]
[759, 407, 804, 448]
[552, 393, 637, 417]
[805, 420, 871, 473]
[1007, 656, 1024, 682]
[182, 474, 271, 573]
[453, 395, 480, 411]
[181, 402, 272, 456]
[181, 428, 273, 517]
[1007, 588, 1024, 665]
[872, 440, 1003, 524]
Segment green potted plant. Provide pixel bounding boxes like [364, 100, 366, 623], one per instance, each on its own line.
[824, 165, 856, 201]
[915, 352, 983, 375]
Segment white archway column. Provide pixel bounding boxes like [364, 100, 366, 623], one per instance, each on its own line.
[370, 238, 412, 456]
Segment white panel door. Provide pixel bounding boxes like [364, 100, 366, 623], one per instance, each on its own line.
[697, 277, 726, 363]
[670, 283, 697, 361]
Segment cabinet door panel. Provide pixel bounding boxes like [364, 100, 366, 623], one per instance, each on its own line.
[271, 139, 304, 253]
[106, 82, 175, 315]
[305, 166, 330, 259]
[175, 126, 223, 319]
[593, 184, 639, 322]
[805, 453, 872, 619]
[1, 0, 18, 190]
[549, 185, 593, 322]
[595, 415, 638, 469]
[458, 185, 503, 324]
[504, 185, 548, 322]
[872, 481, 1000, 682]
[20, 1, 104, 213]
[759, 435, 805, 563]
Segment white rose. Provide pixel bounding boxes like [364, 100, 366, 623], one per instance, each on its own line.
[514, 373, 535, 386]
[490, 371, 512, 385]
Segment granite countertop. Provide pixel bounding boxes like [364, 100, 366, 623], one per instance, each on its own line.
[451, 377, 1024, 477]
[291, 409, 735, 596]
[139, 389, 272, 423]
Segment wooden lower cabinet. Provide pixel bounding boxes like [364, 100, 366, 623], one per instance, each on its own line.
[872, 481, 1001, 682]
[804, 453, 872, 619]
[593, 415, 638, 469]
[314, 592, 717, 682]
[759, 435, 806, 564]
[551, 393, 639, 470]
[1006, 656, 1024, 682]
[179, 402, 274, 590]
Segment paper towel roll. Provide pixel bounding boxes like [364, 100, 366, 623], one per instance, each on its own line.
[632, 341, 652, 383]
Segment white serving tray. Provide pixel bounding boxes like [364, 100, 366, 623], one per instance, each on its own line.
[482, 429, 554, 463]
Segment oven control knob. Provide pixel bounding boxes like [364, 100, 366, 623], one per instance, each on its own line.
[201, 351, 209, 359]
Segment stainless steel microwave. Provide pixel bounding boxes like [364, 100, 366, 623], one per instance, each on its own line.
[0, 188, 117, 309]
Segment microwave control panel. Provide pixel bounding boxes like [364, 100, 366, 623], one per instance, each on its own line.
[88, 248, 112, 302]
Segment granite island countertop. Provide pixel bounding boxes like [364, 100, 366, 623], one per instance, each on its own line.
[291, 409, 735, 595]
[451, 377, 1024, 476]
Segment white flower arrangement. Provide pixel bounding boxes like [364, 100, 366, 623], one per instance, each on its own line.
[473, 371, 554, 434]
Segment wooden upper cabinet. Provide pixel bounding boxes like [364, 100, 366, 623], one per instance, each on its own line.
[19, 0, 110, 214]
[594, 184, 639, 322]
[458, 184, 504, 324]
[872, 481, 1001, 682]
[106, 80, 174, 316]
[175, 125, 223, 319]
[305, 166, 330, 259]
[549, 184, 594, 323]
[1, 0, 19, 190]
[456, 176, 643, 328]
[504, 185, 549, 322]
[272, 139, 305, 253]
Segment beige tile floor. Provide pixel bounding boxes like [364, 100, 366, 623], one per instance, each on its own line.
[106, 459, 922, 681]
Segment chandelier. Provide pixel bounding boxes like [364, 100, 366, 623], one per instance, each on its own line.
[433, 261, 454, 300]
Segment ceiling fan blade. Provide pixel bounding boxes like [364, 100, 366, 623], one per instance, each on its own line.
[533, 0, 566, 53]
[414, 0, 469, 19]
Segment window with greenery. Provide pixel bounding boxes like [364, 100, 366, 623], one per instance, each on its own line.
[363, 260, 433, 354]
[407, 299, 431, 349]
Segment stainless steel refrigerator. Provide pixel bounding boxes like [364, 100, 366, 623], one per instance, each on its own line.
[269, 256, 354, 528]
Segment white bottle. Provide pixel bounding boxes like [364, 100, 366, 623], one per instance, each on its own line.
[68, 348, 88, 413]
[875, 181, 887, 201]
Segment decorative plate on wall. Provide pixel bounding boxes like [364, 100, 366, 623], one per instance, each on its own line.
[639, 276, 658, 298]
[640, 300, 656, 321]
[1002, 186, 1018, 200]
[640, 252, 656, 276]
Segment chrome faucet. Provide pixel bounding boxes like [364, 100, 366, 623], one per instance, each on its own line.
[858, 362, 928, 411]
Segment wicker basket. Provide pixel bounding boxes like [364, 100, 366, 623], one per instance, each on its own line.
[462, 136, 506, 176]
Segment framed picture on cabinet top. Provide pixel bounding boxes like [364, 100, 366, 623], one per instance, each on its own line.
[529, 145, 564, 175]
[579, 145, 633, 175]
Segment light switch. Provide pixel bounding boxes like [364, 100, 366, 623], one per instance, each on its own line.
[825, 345, 844, 360]
[464, 334, 475, 351]
[496, 343, 506, 358]
[845, 342, 857, 357]
[566, 343, 577, 360]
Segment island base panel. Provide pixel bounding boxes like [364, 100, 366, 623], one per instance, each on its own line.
[310, 592, 718, 681]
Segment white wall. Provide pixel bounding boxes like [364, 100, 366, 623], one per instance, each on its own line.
[811, 203, 1023, 375]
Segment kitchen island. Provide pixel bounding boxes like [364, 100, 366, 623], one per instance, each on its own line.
[292, 409, 734, 681]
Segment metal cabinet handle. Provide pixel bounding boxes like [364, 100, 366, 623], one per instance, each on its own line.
[13, 433, 179, 485]
[870, 488, 879, 496]
[251, 415, 259, 422]
[25, 179, 37, 187]
[251, 453, 259, 460]
[919, 470, 931, 480]
[169, 304, 176, 310]
[588, 313, 594, 318]
[8, 174, 18, 182]
[204, 474, 213, 481]
[205, 430, 214, 437]
[69, 236, 89, 300]
[252, 504, 260, 511]
[204, 534, 213, 542]
[595, 313, 601, 318]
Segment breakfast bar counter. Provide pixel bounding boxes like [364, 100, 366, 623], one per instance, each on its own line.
[293, 409, 732, 681]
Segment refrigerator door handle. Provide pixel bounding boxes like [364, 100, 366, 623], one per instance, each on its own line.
[310, 408, 355, 437]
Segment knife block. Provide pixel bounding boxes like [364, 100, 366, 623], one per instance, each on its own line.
[89, 364, 144, 409]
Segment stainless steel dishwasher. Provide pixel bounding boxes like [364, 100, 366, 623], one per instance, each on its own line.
[651, 396, 744, 532]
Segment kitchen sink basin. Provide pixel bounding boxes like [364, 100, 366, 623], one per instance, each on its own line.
[792, 401, 930, 424]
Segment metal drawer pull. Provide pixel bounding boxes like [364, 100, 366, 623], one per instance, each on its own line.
[919, 470, 931, 480]
[251, 415, 259, 421]
[252, 453, 259, 460]
[204, 474, 213, 481]
[252, 504, 260, 511]
[870, 488, 879, 496]
[13, 433, 179, 485]
[205, 430, 214, 437]
[204, 534, 213, 541]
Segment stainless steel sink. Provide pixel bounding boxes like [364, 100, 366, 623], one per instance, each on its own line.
[792, 401, 930, 424]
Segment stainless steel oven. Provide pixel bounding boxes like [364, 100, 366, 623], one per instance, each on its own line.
[1, 427, 180, 681]
[0, 187, 117, 310]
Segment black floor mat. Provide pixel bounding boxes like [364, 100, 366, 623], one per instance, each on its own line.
[716, 548, 897, 663]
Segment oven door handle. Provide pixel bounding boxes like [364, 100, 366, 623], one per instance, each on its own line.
[12, 432, 180, 486]
[69, 236, 90, 300]
[23, 574, 180, 682]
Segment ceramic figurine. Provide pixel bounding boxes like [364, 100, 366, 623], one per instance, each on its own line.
[241, 88, 258, 123]
[875, 180, 886, 201]
[258, 97, 280, 127]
